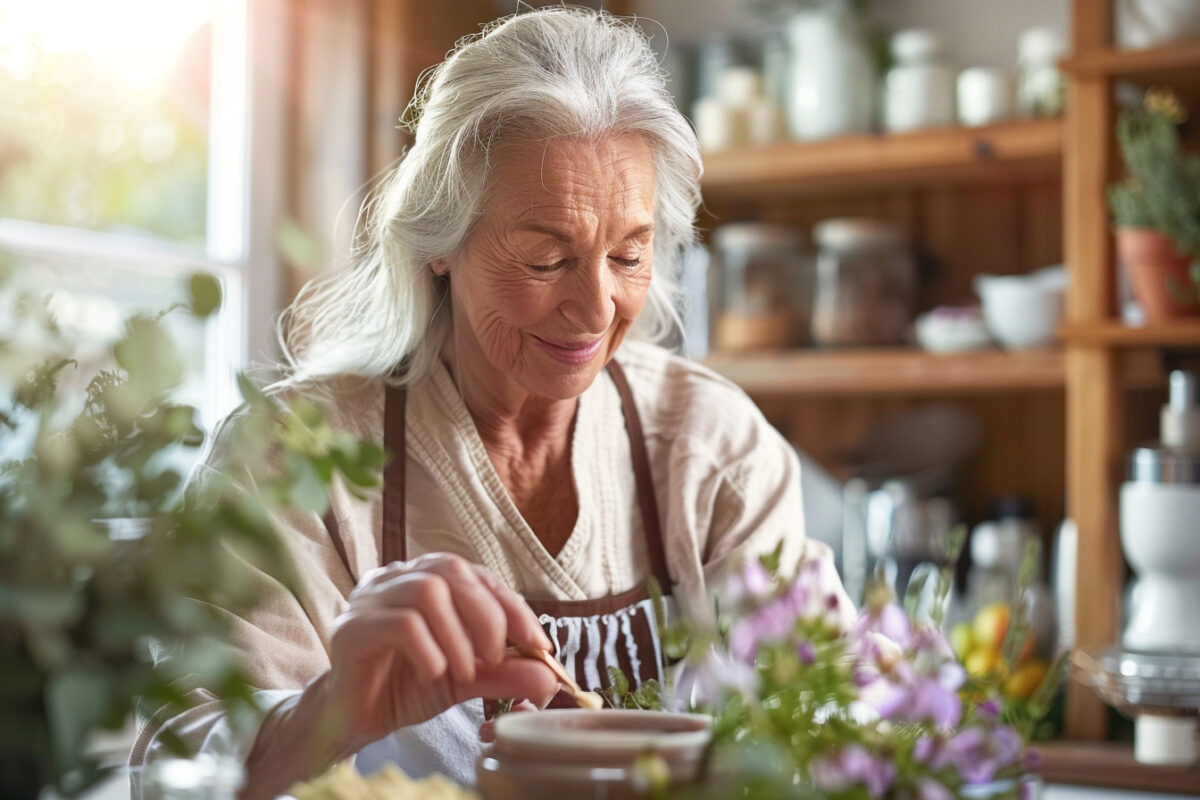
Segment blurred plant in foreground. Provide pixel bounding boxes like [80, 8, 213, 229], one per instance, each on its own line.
[659, 534, 1065, 800]
[0, 256, 385, 797]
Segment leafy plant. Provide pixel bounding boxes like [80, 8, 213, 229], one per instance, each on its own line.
[1108, 88, 1200, 294]
[0, 259, 385, 797]
[651, 536, 1061, 800]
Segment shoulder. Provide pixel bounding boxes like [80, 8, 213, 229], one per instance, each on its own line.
[201, 374, 386, 472]
[611, 341, 783, 462]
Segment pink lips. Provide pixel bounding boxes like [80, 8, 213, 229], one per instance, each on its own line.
[532, 335, 605, 365]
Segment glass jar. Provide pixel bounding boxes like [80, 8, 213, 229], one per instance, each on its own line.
[883, 29, 956, 133]
[710, 222, 809, 352]
[810, 218, 916, 346]
[1016, 27, 1066, 117]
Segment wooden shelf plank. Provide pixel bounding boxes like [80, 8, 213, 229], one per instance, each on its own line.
[1062, 35, 1200, 82]
[703, 347, 1066, 396]
[1038, 740, 1200, 795]
[1062, 320, 1200, 347]
[700, 119, 1062, 198]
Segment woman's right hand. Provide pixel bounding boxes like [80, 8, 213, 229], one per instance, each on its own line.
[321, 553, 559, 745]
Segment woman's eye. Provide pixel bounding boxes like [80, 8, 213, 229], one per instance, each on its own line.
[528, 260, 567, 273]
[612, 256, 641, 269]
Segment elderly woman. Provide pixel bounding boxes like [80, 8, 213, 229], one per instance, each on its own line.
[131, 7, 849, 798]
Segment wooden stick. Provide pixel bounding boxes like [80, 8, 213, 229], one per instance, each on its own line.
[509, 647, 605, 710]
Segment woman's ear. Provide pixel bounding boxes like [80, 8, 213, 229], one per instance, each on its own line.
[430, 257, 452, 276]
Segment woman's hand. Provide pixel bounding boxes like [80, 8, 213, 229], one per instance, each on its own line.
[322, 553, 559, 745]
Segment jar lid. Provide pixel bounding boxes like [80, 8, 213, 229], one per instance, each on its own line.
[1129, 446, 1200, 484]
[1018, 27, 1066, 64]
[711, 222, 804, 252]
[812, 218, 906, 251]
[890, 29, 947, 64]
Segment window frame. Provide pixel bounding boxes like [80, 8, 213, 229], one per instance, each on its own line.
[0, 0, 288, 429]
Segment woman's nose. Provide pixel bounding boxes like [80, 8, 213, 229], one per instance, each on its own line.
[560, 259, 615, 334]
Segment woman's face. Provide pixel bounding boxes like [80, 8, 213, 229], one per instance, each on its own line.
[442, 134, 656, 402]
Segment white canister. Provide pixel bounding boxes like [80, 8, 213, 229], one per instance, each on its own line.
[783, 5, 875, 141]
[957, 67, 1015, 127]
[1017, 27, 1066, 118]
[884, 29, 956, 133]
[1119, 447, 1200, 654]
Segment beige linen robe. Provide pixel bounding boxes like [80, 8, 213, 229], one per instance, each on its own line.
[130, 340, 847, 785]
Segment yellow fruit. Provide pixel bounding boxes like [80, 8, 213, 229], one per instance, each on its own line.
[972, 603, 1011, 652]
[950, 622, 975, 661]
[964, 648, 1003, 679]
[1004, 658, 1050, 700]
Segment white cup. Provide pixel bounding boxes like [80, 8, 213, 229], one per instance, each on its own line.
[974, 266, 1066, 349]
[957, 68, 1015, 126]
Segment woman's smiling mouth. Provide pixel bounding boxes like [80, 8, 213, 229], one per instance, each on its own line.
[531, 334, 605, 365]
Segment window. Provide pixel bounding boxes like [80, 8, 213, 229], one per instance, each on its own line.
[0, 0, 285, 432]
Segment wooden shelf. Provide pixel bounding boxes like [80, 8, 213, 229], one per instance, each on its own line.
[1062, 320, 1200, 348]
[1038, 740, 1200, 795]
[1062, 35, 1200, 84]
[704, 347, 1066, 396]
[700, 119, 1062, 198]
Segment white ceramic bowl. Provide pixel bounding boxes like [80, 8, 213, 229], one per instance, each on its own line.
[915, 307, 993, 353]
[974, 266, 1066, 349]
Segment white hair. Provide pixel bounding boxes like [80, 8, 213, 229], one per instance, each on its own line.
[275, 6, 702, 386]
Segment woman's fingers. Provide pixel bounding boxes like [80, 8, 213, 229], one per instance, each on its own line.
[332, 606, 447, 684]
[471, 564, 554, 653]
[421, 557, 509, 666]
[462, 657, 560, 710]
[355, 572, 478, 684]
[352, 554, 552, 666]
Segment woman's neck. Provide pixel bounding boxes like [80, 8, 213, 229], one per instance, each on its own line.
[440, 333, 578, 462]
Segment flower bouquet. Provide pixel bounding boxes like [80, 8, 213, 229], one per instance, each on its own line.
[656, 540, 1065, 800]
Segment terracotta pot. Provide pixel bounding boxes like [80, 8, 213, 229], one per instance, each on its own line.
[1116, 227, 1200, 320]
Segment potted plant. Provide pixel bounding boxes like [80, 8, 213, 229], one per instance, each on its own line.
[1108, 88, 1200, 320]
[0, 260, 384, 797]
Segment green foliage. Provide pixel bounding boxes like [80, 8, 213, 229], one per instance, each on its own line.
[0, 267, 384, 796]
[1108, 89, 1200, 292]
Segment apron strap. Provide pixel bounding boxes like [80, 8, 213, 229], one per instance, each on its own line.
[320, 385, 406, 582]
[604, 360, 671, 589]
[382, 385, 407, 564]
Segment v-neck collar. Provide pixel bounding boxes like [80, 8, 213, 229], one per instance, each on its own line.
[423, 359, 600, 596]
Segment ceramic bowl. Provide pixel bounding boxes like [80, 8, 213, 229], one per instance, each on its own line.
[915, 306, 992, 353]
[974, 266, 1066, 349]
[476, 709, 712, 800]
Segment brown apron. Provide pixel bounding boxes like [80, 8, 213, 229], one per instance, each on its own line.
[323, 361, 671, 715]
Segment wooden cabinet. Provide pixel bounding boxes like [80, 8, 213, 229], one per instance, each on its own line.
[697, 0, 1200, 765]
[1059, 6, 1200, 742]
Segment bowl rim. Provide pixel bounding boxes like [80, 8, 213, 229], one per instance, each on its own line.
[493, 708, 713, 752]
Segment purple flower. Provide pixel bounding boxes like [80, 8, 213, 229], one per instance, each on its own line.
[859, 648, 965, 728]
[672, 646, 757, 709]
[729, 597, 797, 661]
[742, 559, 772, 598]
[944, 725, 1024, 784]
[809, 744, 897, 798]
[915, 776, 955, 800]
[977, 696, 1002, 722]
[797, 640, 816, 665]
[913, 735, 937, 763]
[853, 603, 912, 649]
